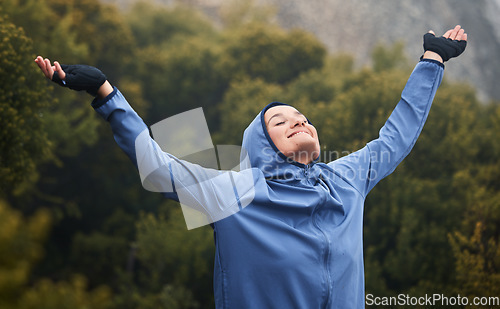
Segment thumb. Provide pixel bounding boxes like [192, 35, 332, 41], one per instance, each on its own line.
[428, 30, 435, 36]
[54, 61, 66, 80]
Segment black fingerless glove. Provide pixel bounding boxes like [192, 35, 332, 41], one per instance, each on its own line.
[52, 64, 107, 97]
[423, 33, 467, 62]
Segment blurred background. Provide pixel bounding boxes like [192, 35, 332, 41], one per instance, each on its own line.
[1, 0, 499, 308]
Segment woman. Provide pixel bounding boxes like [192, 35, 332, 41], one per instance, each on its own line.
[35, 26, 467, 308]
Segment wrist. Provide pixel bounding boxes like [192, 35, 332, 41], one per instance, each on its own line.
[91, 86, 117, 109]
[97, 80, 114, 98]
[422, 51, 443, 63]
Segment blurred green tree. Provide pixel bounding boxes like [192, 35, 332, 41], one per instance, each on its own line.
[0, 200, 50, 307]
[449, 222, 500, 305]
[134, 204, 214, 307]
[215, 77, 284, 145]
[126, 2, 216, 49]
[371, 41, 410, 73]
[134, 38, 227, 124]
[0, 200, 112, 309]
[18, 275, 112, 309]
[221, 23, 326, 85]
[447, 103, 500, 302]
[0, 16, 54, 194]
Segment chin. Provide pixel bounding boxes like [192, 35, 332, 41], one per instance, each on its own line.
[286, 145, 320, 163]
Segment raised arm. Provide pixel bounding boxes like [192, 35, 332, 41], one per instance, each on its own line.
[328, 26, 467, 196]
[35, 56, 149, 166]
[34, 57, 256, 229]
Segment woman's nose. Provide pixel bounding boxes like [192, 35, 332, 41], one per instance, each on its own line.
[292, 118, 307, 127]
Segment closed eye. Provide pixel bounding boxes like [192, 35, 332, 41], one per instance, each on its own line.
[276, 121, 285, 126]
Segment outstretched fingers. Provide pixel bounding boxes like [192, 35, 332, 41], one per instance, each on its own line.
[34, 56, 67, 80]
[34, 56, 54, 79]
[44, 58, 54, 79]
[443, 29, 453, 39]
[448, 25, 461, 39]
[443, 25, 467, 41]
[54, 61, 66, 80]
[456, 28, 467, 41]
[34, 56, 48, 78]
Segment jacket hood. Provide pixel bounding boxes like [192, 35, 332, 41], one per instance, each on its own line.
[240, 102, 320, 180]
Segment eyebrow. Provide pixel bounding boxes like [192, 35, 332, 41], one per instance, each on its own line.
[266, 111, 304, 126]
[266, 113, 283, 126]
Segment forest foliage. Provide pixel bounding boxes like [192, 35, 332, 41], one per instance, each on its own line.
[1, 0, 499, 307]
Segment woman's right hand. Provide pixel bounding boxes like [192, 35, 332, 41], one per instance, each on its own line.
[35, 56, 66, 80]
[34, 56, 111, 98]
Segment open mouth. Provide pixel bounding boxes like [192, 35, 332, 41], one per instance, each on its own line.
[288, 131, 310, 138]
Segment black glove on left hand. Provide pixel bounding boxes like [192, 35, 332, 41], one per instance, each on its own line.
[423, 33, 467, 62]
[52, 64, 107, 97]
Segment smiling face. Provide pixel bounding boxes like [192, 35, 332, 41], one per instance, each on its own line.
[264, 105, 320, 165]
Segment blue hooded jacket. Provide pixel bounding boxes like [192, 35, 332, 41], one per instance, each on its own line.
[93, 59, 444, 308]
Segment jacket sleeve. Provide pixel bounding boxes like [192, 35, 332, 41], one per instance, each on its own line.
[328, 59, 444, 197]
[91, 87, 179, 201]
[92, 89, 256, 229]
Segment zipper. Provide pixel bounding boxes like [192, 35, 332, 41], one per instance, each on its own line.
[312, 176, 333, 308]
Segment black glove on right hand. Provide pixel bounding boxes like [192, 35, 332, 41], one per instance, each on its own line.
[52, 64, 107, 97]
[423, 33, 467, 62]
